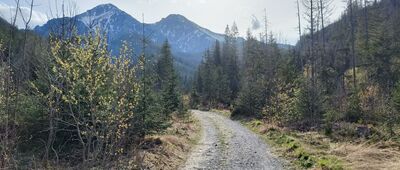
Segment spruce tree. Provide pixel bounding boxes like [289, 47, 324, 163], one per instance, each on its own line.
[157, 40, 180, 115]
[222, 24, 240, 102]
[234, 31, 267, 117]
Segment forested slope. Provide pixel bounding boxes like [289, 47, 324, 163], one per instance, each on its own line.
[191, 0, 400, 168]
[294, 0, 400, 129]
[191, 0, 400, 169]
[193, 0, 400, 137]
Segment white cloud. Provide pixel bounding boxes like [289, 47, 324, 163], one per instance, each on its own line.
[251, 15, 261, 30]
[198, 0, 207, 4]
[0, 2, 48, 29]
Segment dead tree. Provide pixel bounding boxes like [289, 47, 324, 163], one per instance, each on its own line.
[264, 8, 268, 45]
[18, 0, 34, 81]
[303, 0, 320, 121]
[296, 0, 304, 68]
[348, 0, 357, 89]
[303, 0, 319, 84]
[363, 0, 369, 49]
[318, 0, 333, 63]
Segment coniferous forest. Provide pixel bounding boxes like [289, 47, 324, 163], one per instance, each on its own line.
[193, 0, 400, 135]
[1, 0, 400, 169]
[191, 0, 400, 168]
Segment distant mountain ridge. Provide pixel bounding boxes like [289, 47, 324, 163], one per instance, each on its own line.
[33, 3, 293, 75]
[34, 4, 227, 69]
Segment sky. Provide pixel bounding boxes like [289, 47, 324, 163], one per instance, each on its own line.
[0, 0, 347, 45]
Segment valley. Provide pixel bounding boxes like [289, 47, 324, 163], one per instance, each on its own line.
[1, 0, 400, 169]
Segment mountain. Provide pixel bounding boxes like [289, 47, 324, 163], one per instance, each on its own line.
[34, 4, 227, 71]
[35, 4, 149, 56]
[150, 14, 224, 53]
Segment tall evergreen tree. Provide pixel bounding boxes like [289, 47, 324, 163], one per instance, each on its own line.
[222, 24, 240, 102]
[157, 40, 180, 115]
[234, 31, 268, 117]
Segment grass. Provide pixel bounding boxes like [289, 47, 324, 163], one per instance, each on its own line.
[212, 110, 400, 170]
[136, 113, 202, 170]
[332, 141, 400, 169]
[252, 124, 344, 169]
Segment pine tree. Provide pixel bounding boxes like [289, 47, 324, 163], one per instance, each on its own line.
[157, 40, 180, 115]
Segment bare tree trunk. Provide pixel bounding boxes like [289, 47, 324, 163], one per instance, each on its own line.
[264, 8, 268, 45]
[3, 0, 21, 167]
[364, 0, 369, 49]
[309, 0, 316, 92]
[297, 0, 303, 68]
[303, 0, 320, 121]
[319, 0, 327, 59]
[141, 13, 147, 140]
[349, 0, 357, 89]
[19, 0, 34, 81]
[45, 85, 59, 165]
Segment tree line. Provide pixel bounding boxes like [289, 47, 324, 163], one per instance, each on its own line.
[191, 23, 240, 109]
[192, 0, 400, 137]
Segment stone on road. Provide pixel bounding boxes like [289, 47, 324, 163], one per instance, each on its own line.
[181, 110, 284, 170]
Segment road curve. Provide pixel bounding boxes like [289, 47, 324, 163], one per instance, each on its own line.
[181, 110, 284, 170]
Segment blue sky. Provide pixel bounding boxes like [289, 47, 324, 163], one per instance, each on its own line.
[0, 0, 347, 44]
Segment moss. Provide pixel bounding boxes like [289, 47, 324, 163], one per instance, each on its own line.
[243, 120, 344, 169]
[251, 120, 263, 127]
[287, 142, 299, 152]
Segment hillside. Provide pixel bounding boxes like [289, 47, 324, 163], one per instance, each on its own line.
[297, 0, 400, 81]
[2, 0, 399, 169]
[0, 16, 46, 82]
[191, 0, 400, 169]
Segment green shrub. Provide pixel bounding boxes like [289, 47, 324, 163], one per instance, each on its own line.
[345, 92, 363, 123]
[317, 157, 343, 170]
[293, 79, 324, 126]
[295, 149, 314, 168]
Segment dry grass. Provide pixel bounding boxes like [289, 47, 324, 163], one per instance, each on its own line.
[258, 122, 284, 134]
[213, 109, 400, 169]
[140, 114, 201, 170]
[40, 114, 201, 169]
[242, 119, 400, 170]
[281, 130, 400, 170]
[211, 109, 231, 117]
[332, 142, 400, 170]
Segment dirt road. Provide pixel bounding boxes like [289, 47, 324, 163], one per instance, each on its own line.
[181, 110, 284, 170]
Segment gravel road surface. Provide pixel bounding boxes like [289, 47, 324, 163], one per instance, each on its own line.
[181, 110, 284, 170]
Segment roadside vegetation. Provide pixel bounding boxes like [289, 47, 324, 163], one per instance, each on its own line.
[215, 110, 400, 170]
[192, 0, 400, 169]
[0, 9, 196, 168]
[128, 114, 201, 170]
